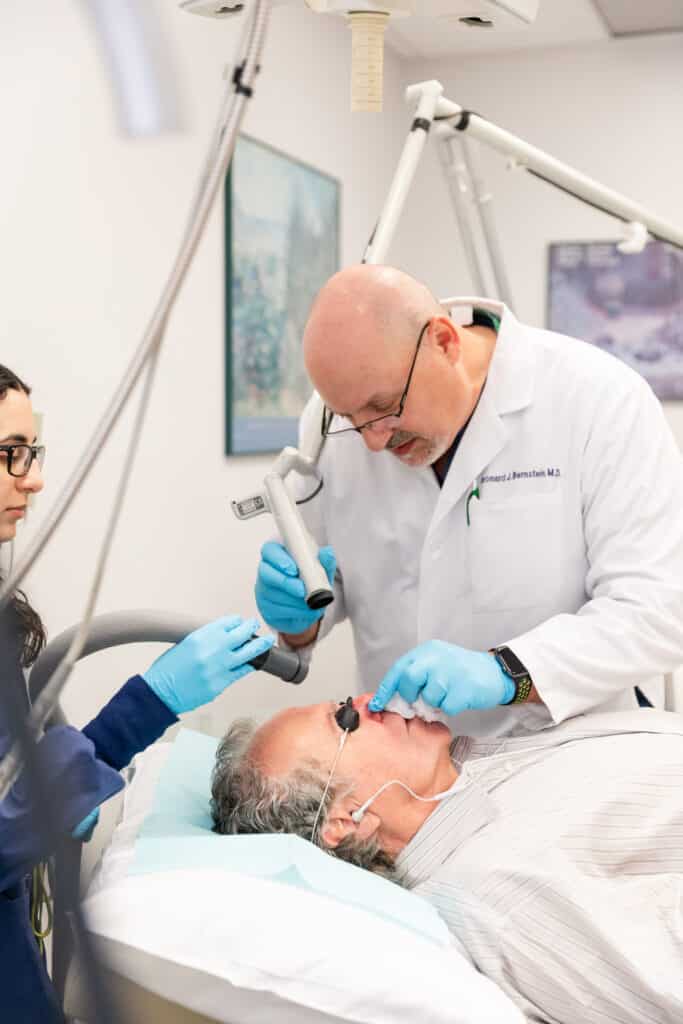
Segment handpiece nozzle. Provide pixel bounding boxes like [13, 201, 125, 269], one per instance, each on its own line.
[248, 640, 308, 684]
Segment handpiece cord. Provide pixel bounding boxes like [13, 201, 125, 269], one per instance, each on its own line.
[30, 862, 53, 954]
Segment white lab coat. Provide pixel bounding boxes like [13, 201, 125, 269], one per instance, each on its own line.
[295, 301, 683, 736]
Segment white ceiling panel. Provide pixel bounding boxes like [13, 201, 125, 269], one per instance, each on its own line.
[386, 0, 609, 59]
[594, 0, 683, 36]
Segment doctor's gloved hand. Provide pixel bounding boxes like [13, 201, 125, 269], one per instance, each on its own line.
[255, 541, 336, 636]
[142, 615, 274, 716]
[368, 640, 516, 717]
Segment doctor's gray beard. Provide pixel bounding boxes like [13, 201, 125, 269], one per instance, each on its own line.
[386, 429, 454, 467]
[386, 430, 415, 450]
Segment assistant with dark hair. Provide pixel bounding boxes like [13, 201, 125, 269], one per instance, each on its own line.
[0, 363, 272, 1021]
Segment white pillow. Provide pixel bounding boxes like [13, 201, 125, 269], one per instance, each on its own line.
[83, 730, 524, 1024]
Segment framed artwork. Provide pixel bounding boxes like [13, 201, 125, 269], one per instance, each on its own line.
[547, 240, 683, 400]
[225, 135, 341, 454]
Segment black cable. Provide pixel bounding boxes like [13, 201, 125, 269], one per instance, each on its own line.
[296, 478, 324, 505]
[434, 111, 470, 125]
[434, 108, 683, 253]
[526, 168, 683, 251]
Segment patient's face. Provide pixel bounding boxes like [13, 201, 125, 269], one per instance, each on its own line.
[249, 694, 454, 839]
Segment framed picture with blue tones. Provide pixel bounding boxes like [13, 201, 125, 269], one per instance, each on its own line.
[225, 135, 341, 453]
[547, 240, 683, 400]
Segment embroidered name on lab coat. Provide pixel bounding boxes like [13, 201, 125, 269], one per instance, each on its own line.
[481, 467, 561, 484]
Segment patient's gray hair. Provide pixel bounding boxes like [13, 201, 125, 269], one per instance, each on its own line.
[211, 719, 398, 881]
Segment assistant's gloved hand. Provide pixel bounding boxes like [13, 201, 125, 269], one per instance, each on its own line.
[368, 640, 515, 717]
[143, 615, 274, 715]
[255, 541, 336, 635]
[71, 806, 100, 843]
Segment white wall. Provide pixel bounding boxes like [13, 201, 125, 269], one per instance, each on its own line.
[1, 0, 411, 732]
[392, 32, 683, 440]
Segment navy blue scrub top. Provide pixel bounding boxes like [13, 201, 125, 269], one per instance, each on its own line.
[0, 609, 177, 1023]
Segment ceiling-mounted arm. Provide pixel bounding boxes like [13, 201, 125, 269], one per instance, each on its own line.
[433, 95, 683, 252]
[435, 132, 490, 297]
[363, 80, 445, 266]
[456, 134, 516, 306]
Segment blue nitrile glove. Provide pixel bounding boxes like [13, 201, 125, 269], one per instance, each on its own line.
[71, 806, 100, 843]
[142, 615, 274, 715]
[255, 541, 336, 635]
[368, 640, 515, 716]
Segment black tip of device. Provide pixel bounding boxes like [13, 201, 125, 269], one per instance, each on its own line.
[306, 589, 334, 611]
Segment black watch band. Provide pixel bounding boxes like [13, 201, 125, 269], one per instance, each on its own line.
[491, 645, 533, 705]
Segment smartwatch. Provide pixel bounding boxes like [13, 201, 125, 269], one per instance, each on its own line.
[491, 646, 533, 705]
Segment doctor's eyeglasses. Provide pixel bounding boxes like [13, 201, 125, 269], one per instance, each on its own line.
[321, 320, 430, 437]
[0, 444, 46, 478]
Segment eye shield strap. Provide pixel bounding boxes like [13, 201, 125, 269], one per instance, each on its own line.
[310, 698, 360, 844]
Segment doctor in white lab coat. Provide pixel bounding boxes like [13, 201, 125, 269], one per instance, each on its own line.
[255, 265, 683, 737]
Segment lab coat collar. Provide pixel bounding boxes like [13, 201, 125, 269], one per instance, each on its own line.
[395, 767, 497, 889]
[428, 300, 536, 524]
[486, 302, 536, 415]
[447, 298, 536, 416]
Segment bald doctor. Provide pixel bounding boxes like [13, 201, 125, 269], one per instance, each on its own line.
[254, 265, 683, 736]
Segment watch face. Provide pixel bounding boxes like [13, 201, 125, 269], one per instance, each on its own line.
[497, 647, 528, 678]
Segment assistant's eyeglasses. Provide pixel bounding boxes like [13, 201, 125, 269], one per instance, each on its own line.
[321, 320, 430, 437]
[0, 444, 46, 478]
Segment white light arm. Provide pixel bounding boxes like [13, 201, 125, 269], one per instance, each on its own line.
[435, 99, 683, 250]
[365, 80, 445, 264]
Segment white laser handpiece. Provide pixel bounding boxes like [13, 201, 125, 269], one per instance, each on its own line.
[232, 447, 333, 610]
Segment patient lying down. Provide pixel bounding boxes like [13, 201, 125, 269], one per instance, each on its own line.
[211, 695, 683, 1024]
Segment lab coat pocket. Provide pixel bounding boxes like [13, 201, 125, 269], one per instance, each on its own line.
[468, 493, 564, 612]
